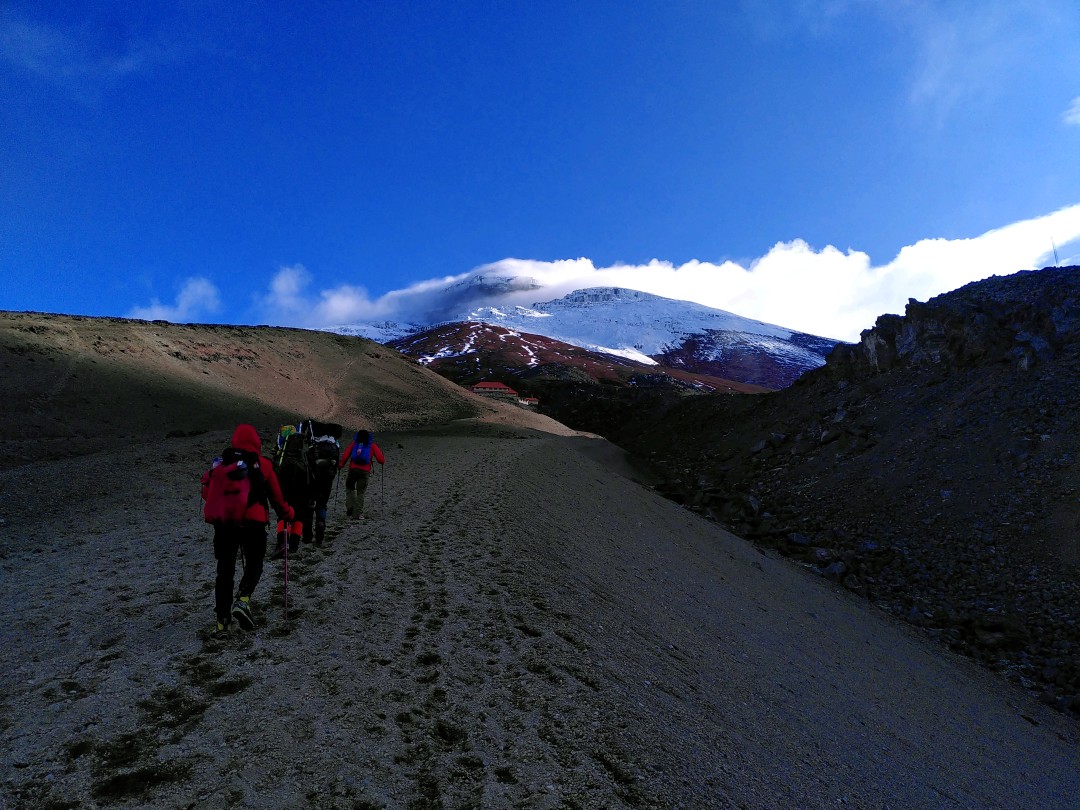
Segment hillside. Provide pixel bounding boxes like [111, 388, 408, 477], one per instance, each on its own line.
[3, 425, 1078, 808]
[467, 287, 839, 388]
[537, 266, 1080, 716]
[388, 321, 767, 394]
[1, 305, 1079, 807]
[0, 311, 574, 469]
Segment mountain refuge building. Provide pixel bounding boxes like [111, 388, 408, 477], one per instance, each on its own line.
[470, 381, 538, 407]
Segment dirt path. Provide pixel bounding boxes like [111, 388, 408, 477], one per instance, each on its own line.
[1, 425, 1078, 808]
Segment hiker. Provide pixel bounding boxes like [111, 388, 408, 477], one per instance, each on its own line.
[338, 429, 385, 519]
[302, 419, 342, 544]
[201, 423, 293, 632]
[272, 425, 312, 559]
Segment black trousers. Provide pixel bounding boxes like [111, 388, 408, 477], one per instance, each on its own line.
[213, 522, 267, 623]
[311, 474, 335, 541]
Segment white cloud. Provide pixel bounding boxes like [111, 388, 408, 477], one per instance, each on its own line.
[252, 203, 1080, 343]
[331, 203, 1080, 343]
[255, 264, 382, 327]
[768, 1, 1079, 121]
[1065, 96, 1080, 127]
[0, 8, 171, 101]
[128, 277, 220, 322]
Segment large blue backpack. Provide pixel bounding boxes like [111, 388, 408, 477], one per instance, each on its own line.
[352, 431, 373, 464]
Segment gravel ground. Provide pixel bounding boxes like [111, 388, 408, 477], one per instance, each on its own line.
[2, 423, 1078, 809]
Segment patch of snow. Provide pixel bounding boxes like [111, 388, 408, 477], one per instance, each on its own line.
[590, 345, 658, 365]
[322, 320, 423, 343]
[467, 287, 801, 359]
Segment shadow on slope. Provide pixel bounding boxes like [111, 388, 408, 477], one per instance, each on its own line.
[0, 312, 484, 468]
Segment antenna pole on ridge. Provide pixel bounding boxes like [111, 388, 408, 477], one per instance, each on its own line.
[1052, 238, 1060, 267]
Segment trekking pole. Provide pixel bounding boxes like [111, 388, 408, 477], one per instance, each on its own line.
[283, 519, 290, 626]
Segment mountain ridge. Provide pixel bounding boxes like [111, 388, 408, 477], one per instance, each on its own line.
[330, 284, 841, 389]
[388, 320, 770, 394]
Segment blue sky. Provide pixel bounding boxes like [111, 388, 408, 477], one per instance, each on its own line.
[3, 1, 1080, 341]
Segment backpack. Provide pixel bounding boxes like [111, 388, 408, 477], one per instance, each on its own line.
[276, 432, 311, 498]
[293, 419, 342, 484]
[275, 424, 297, 453]
[310, 435, 340, 480]
[352, 431, 373, 464]
[203, 448, 264, 525]
[297, 418, 341, 440]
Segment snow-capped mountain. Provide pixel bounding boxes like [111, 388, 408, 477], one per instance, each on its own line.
[326, 320, 424, 343]
[466, 287, 839, 387]
[328, 284, 842, 388]
[387, 321, 768, 393]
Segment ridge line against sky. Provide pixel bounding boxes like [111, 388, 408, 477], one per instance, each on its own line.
[3, 1, 1080, 342]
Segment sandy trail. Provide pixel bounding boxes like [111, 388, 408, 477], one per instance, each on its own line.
[1, 424, 1077, 808]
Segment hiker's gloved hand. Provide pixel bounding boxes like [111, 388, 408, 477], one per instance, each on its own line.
[284, 506, 295, 522]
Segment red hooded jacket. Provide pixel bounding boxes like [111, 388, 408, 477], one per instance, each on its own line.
[202, 424, 293, 525]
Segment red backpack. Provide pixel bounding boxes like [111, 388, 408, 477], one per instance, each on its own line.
[203, 449, 264, 525]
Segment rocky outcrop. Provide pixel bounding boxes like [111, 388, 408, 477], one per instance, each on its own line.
[827, 266, 1080, 375]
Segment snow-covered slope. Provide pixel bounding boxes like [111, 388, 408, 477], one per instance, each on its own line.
[327, 285, 841, 388]
[326, 320, 424, 344]
[472, 287, 795, 352]
[387, 321, 767, 393]
[466, 288, 839, 387]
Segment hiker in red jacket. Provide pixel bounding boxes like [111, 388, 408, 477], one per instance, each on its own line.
[338, 429, 385, 520]
[202, 423, 293, 632]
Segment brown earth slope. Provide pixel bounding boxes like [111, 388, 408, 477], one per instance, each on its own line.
[1, 425, 1078, 808]
[0, 311, 574, 468]
[1, 309, 1078, 807]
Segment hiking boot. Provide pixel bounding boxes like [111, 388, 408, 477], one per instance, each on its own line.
[215, 619, 230, 634]
[231, 597, 254, 631]
[346, 507, 353, 517]
[288, 539, 299, 554]
[270, 543, 286, 560]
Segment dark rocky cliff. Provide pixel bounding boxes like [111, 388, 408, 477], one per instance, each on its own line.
[829, 265, 1079, 374]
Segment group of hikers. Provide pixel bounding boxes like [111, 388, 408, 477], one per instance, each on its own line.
[200, 419, 386, 633]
